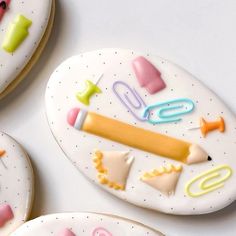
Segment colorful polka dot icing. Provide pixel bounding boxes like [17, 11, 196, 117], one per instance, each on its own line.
[0, 0, 53, 96]
[11, 213, 164, 236]
[45, 48, 236, 215]
[0, 132, 34, 235]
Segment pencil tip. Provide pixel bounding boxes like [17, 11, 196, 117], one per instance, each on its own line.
[208, 156, 212, 161]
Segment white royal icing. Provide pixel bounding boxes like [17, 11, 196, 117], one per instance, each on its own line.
[45, 48, 236, 215]
[0, 0, 52, 94]
[0, 132, 34, 236]
[11, 212, 163, 236]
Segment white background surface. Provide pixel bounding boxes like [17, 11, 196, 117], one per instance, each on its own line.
[0, 0, 236, 235]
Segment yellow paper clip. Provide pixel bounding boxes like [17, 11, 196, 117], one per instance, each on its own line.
[185, 165, 232, 197]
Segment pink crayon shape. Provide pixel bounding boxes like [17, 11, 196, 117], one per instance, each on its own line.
[0, 0, 11, 21]
[58, 228, 76, 236]
[132, 56, 166, 94]
[0, 204, 14, 227]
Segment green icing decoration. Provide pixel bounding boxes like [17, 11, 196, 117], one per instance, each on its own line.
[76, 80, 102, 105]
[2, 14, 32, 53]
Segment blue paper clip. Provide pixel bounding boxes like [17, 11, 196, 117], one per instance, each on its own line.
[143, 98, 195, 124]
[112, 81, 148, 121]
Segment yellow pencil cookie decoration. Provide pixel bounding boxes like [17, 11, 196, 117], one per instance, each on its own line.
[68, 108, 211, 165]
[93, 150, 134, 190]
[141, 164, 183, 196]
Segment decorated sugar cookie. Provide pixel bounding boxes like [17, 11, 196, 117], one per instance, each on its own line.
[11, 212, 164, 236]
[0, 132, 34, 235]
[0, 0, 55, 99]
[45, 48, 236, 215]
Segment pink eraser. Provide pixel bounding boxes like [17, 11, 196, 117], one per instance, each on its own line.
[58, 228, 76, 236]
[132, 56, 166, 94]
[0, 204, 14, 227]
[0, 0, 11, 21]
[67, 108, 80, 126]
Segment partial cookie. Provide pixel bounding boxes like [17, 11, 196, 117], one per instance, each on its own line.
[45, 48, 236, 215]
[0, 0, 55, 99]
[0, 132, 34, 235]
[11, 212, 164, 236]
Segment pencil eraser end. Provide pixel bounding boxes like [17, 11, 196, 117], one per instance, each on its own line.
[0, 204, 14, 227]
[67, 108, 80, 126]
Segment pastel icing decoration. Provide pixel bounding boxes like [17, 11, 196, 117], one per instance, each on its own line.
[11, 213, 164, 236]
[2, 14, 32, 53]
[0, 204, 14, 228]
[0, 0, 55, 99]
[58, 228, 76, 236]
[0, 149, 5, 156]
[0, 132, 34, 236]
[143, 98, 195, 124]
[92, 227, 113, 236]
[132, 56, 166, 94]
[93, 150, 134, 190]
[67, 107, 210, 165]
[0, 0, 10, 21]
[46, 48, 236, 215]
[112, 81, 148, 121]
[189, 116, 225, 137]
[76, 74, 103, 105]
[185, 165, 232, 197]
[0, 149, 8, 169]
[0, 149, 7, 169]
[141, 164, 182, 196]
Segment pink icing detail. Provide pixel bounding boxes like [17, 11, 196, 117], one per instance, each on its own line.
[92, 227, 113, 236]
[58, 228, 76, 236]
[0, 204, 14, 227]
[132, 56, 166, 94]
[0, 0, 11, 21]
[67, 108, 80, 126]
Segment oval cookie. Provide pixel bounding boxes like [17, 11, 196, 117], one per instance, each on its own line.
[11, 212, 164, 235]
[0, 132, 34, 235]
[0, 0, 55, 99]
[45, 48, 236, 215]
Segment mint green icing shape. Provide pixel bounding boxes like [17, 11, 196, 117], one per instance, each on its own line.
[2, 14, 32, 53]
